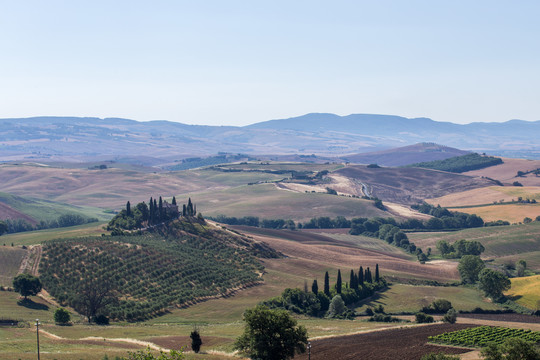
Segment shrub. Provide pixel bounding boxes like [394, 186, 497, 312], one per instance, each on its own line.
[54, 308, 71, 325]
[415, 312, 434, 323]
[93, 314, 109, 325]
[442, 308, 457, 324]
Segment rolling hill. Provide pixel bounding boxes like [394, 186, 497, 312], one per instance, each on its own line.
[2, 114, 540, 163]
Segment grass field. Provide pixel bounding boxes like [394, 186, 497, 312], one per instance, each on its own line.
[449, 203, 540, 223]
[427, 186, 540, 208]
[0, 222, 108, 246]
[355, 283, 503, 313]
[0, 247, 27, 286]
[506, 275, 540, 310]
[409, 222, 540, 271]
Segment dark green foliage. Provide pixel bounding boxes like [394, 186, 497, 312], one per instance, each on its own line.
[375, 264, 380, 282]
[126, 201, 131, 217]
[40, 218, 273, 321]
[93, 314, 110, 325]
[359, 266, 364, 285]
[54, 307, 71, 324]
[409, 153, 503, 173]
[367, 163, 380, 168]
[13, 274, 42, 299]
[458, 255, 485, 284]
[423, 299, 453, 313]
[209, 215, 260, 227]
[368, 314, 403, 323]
[0, 220, 7, 235]
[336, 270, 342, 294]
[481, 338, 540, 360]
[190, 329, 202, 353]
[443, 308, 457, 324]
[4, 214, 97, 235]
[324, 271, 330, 296]
[109, 197, 184, 230]
[373, 198, 385, 210]
[123, 346, 185, 360]
[437, 239, 485, 258]
[311, 279, 318, 295]
[513, 181, 523, 187]
[326, 187, 338, 195]
[430, 326, 540, 350]
[478, 269, 511, 301]
[234, 305, 308, 360]
[415, 312, 434, 323]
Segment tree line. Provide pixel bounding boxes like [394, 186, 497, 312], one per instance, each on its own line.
[0, 214, 98, 235]
[261, 265, 385, 319]
[409, 153, 503, 173]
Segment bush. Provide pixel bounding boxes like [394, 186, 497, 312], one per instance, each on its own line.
[415, 312, 434, 323]
[93, 314, 109, 325]
[421, 354, 460, 360]
[54, 308, 71, 325]
[442, 308, 457, 324]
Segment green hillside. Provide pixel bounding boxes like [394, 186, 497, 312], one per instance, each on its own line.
[0, 192, 110, 222]
[40, 217, 279, 321]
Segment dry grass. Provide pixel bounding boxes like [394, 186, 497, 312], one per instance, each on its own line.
[427, 186, 540, 208]
[451, 204, 540, 223]
[0, 247, 27, 286]
[463, 158, 540, 186]
[506, 275, 540, 310]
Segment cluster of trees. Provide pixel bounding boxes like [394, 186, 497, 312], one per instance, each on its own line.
[409, 153, 503, 173]
[411, 203, 484, 230]
[0, 214, 98, 235]
[262, 265, 385, 319]
[436, 239, 485, 258]
[458, 255, 511, 301]
[107, 197, 197, 231]
[40, 226, 264, 322]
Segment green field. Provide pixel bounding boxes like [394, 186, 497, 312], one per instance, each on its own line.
[0, 192, 111, 222]
[409, 222, 540, 271]
[1, 222, 108, 246]
[355, 283, 502, 313]
[506, 275, 540, 310]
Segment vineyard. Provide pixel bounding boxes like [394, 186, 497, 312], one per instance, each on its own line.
[428, 326, 540, 348]
[39, 218, 279, 321]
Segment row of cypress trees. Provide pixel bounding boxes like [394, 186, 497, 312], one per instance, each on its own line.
[313, 264, 381, 297]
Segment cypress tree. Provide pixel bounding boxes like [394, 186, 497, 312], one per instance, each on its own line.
[187, 198, 193, 216]
[312, 279, 318, 295]
[336, 270, 342, 294]
[158, 196, 163, 221]
[359, 266, 364, 285]
[149, 197, 154, 224]
[375, 264, 380, 283]
[183, 204, 187, 217]
[324, 271, 330, 296]
[349, 270, 356, 291]
[172, 196, 177, 206]
[366, 267, 372, 283]
[126, 201, 131, 217]
[153, 199, 158, 222]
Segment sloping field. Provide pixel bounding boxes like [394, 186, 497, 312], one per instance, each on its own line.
[335, 165, 492, 205]
[506, 275, 540, 310]
[463, 158, 540, 186]
[451, 203, 540, 223]
[409, 222, 540, 271]
[0, 247, 26, 286]
[187, 183, 389, 222]
[427, 186, 540, 207]
[0, 202, 37, 224]
[234, 226, 459, 282]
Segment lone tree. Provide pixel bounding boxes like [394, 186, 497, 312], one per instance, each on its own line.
[311, 279, 318, 295]
[13, 274, 42, 300]
[190, 329, 202, 354]
[73, 279, 117, 323]
[323, 271, 330, 296]
[458, 255, 485, 284]
[234, 305, 308, 360]
[478, 268, 511, 301]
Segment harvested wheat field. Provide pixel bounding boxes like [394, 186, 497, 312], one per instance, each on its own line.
[463, 158, 540, 186]
[427, 186, 540, 208]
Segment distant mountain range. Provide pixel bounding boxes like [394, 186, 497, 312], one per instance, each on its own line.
[1, 114, 539, 164]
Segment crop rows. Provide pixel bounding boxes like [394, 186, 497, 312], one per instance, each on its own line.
[40, 222, 269, 321]
[428, 326, 540, 348]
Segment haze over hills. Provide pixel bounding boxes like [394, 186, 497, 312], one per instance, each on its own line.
[1, 114, 540, 164]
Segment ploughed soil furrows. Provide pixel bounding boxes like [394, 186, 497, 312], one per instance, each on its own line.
[335, 165, 492, 205]
[295, 324, 476, 360]
[233, 226, 459, 282]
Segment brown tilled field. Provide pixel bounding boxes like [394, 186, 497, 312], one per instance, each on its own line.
[234, 226, 459, 282]
[295, 323, 475, 360]
[335, 165, 492, 205]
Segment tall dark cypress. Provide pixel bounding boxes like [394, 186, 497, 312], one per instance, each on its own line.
[149, 197, 154, 224]
[336, 270, 342, 294]
[359, 266, 364, 285]
[153, 199, 158, 222]
[349, 270, 356, 291]
[375, 264, 380, 283]
[126, 201, 131, 217]
[366, 267, 372, 283]
[158, 196, 163, 221]
[172, 196, 177, 206]
[183, 204, 187, 217]
[312, 279, 318, 295]
[187, 198, 193, 216]
[324, 271, 330, 296]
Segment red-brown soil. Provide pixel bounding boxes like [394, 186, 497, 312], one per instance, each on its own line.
[295, 324, 475, 360]
[458, 313, 540, 324]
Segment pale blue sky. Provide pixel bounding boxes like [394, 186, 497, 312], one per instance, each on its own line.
[1, 1, 539, 125]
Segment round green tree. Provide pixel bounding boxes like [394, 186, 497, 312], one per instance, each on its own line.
[458, 255, 485, 284]
[478, 268, 511, 301]
[54, 307, 71, 325]
[234, 305, 308, 360]
[12, 274, 42, 300]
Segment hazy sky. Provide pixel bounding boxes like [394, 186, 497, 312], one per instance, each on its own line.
[1, 1, 539, 126]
